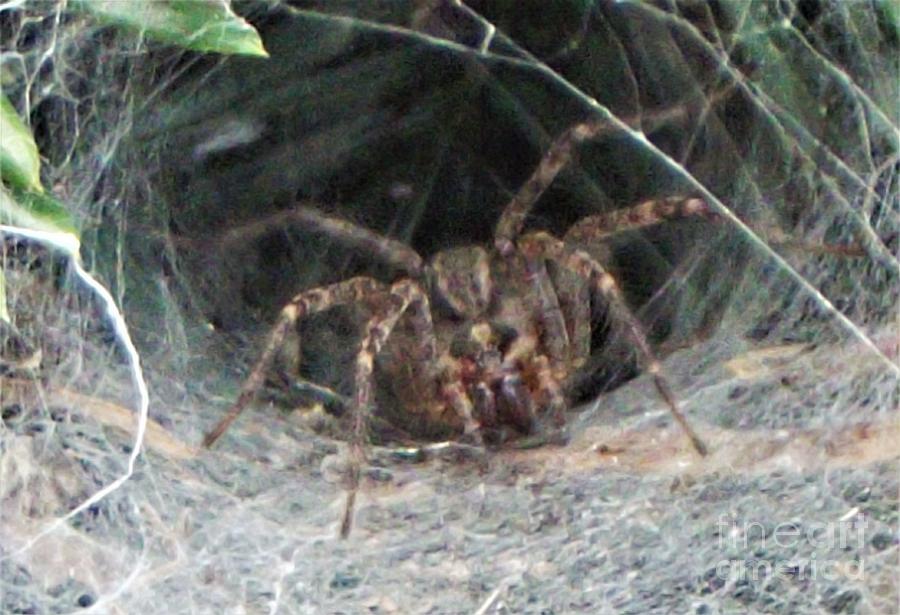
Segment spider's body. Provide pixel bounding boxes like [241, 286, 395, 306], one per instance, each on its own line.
[377, 244, 585, 441]
[203, 119, 712, 536]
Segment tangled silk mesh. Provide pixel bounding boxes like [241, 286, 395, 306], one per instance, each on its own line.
[0, 1, 897, 613]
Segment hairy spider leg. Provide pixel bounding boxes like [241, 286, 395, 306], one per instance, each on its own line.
[441, 379, 483, 437]
[199, 270, 478, 536]
[519, 232, 708, 457]
[564, 196, 865, 257]
[490, 116, 723, 254]
[564, 196, 715, 244]
[514, 199, 713, 419]
[203, 276, 447, 449]
[215, 202, 426, 277]
[521, 254, 571, 366]
[513, 350, 567, 430]
[339, 277, 484, 536]
[523, 196, 715, 362]
[288, 203, 426, 276]
[341, 282, 416, 538]
[513, 246, 581, 428]
[202, 201, 436, 449]
[494, 121, 606, 256]
[519, 197, 720, 409]
[203, 277, 389, 447]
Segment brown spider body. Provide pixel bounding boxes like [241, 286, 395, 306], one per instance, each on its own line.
[203, 119, 712, 537]
[375, 244, 586, 442]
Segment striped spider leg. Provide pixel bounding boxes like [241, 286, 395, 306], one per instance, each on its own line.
[517, 229, 709, 456]
[203, 271, 460, 537]
[202, 208, 492, 536]
[493, 117, 865, 454]
[491, 119, 712, 456]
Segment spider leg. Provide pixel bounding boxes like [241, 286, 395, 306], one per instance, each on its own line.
[530, 353, 567, 428]
[393, 279, 486, 441]
[565, 196, 867, 257]
[340, 278, 479, 536]
[519, 232, 708, 457]
[517, 246, 590, 417]
[215, 201, 425, 277]
[341, 287, 413, 538]
[203, 277, 389, 447]
[441, 380, 483, 441]
[521, 255, 570, 366]
[564, 197, 715, 244]
[289, 203, 426, 276]
[496, 331, 565, 431]
[539, 198, 715, 366]
[494, 121, 606, 256]
[390, 279, 438, 365]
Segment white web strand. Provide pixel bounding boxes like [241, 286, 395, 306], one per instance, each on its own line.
[631, 0, 898, 272]
[618, 126, 898, 377]
[0, 224, 149, 560]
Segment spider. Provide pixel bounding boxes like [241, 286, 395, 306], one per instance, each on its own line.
[203, 120, 712, 537]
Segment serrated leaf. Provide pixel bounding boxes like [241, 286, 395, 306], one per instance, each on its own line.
[74, 0, 268, 57]
[0, 186, 80, 249]
[0, 95, 43, 194]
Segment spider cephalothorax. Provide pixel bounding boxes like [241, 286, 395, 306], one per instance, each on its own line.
[374, 243, 571, 443]
[203, 119, 712, 537]
[428, 245, 493, 319]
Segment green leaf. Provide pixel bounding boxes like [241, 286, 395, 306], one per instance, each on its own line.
[0, 186, 80, 325]
[0, 186, 80, 249]
[0, 95, 43, 194]
[878, 0, 900, 43]
[73, 0, 268, 57]
[0, 270, 9, 324]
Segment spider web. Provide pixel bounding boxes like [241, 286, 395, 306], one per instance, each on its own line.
[1, 1, 897, 613]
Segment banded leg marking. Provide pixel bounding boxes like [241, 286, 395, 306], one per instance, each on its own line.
[494, 122, 605, 255]
[520, 232, 708, 456]
[203, 277, 387, 447]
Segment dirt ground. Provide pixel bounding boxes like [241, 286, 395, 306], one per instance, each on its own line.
[3, 324, 896, 614]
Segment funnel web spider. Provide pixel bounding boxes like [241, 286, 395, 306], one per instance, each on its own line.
[203, 120, 712, 537]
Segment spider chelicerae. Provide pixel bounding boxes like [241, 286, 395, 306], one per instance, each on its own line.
[203, 119, 713, 537]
